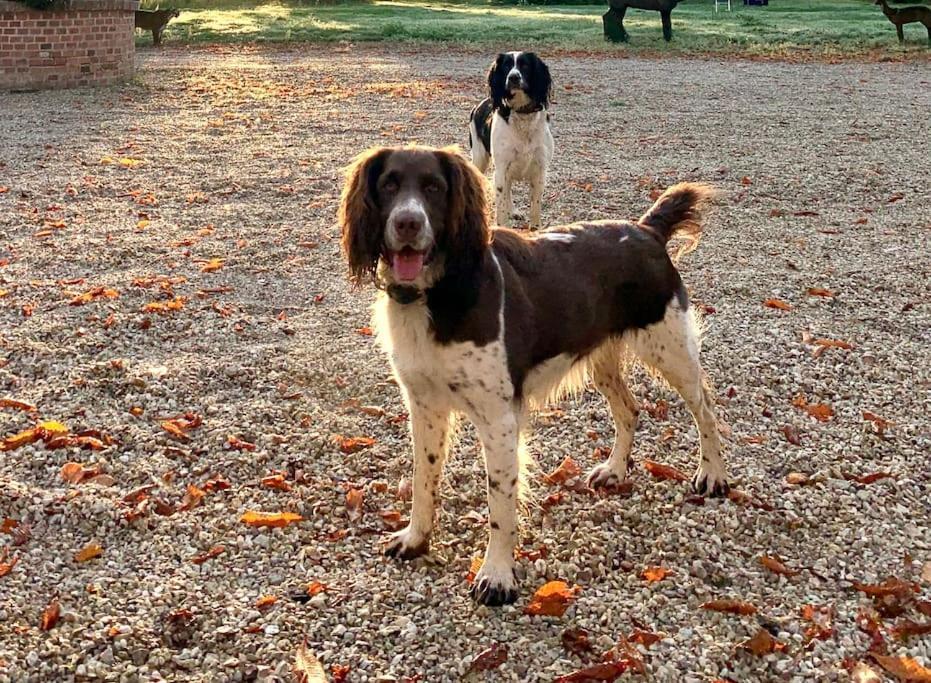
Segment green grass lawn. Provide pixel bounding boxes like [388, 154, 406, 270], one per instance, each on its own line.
[137, 0, 931, 58]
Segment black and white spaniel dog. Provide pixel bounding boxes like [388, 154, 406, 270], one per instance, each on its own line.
[338, 146, 730, 606]
[469, 51, 554, 229]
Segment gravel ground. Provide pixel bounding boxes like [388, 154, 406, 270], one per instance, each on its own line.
[1, 44, 930, 683]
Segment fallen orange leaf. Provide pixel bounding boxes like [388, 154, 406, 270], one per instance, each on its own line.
[227, 435, 256, 452]
[240, 510, 303, 528]
[524, 580, 580, 617]
[261, 473, 292, 492]
[629, 628, 664, 647]
[307, 580, 327, 596]
[334, 435, 376, 454]
[467, 643, 509, 674]
[40, 599, 60, 631]
[346, 487, 364, 521]
[142, 296, 187, 314]
[791, 395, 834, 422]
[0, 548, 19, 577]
[852, 577, 918, 599]
[845, 471, 893, 485]
[807, 287, 835, 298]
[764, 298, 792, 311]
[643, 459, 689, 482]
[178, 484, 206, 512]
[760, 555, 800, 576]
[544, 456, 582, 485]
[870, 654, 931, 682]
[739, 629, 788, 656]
[191, 545, 225, 564]
[0, 398, 36, 412]
[75, 543, 103, 563]
[466, 557, 483, 585]
[641, 566, 672, 583]
[199, 258, 224, 273]
[255, 595, 278, 609]
[69, 286, 119, 306]
[700, 599, 757, 615]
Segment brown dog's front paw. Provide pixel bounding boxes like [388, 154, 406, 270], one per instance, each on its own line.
[469, 563, 519, 606]
[384, 526, 430, 560]
[692, 462, 730, 498]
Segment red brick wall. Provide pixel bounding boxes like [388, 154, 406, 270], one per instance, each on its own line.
[0, 0, 138, 91]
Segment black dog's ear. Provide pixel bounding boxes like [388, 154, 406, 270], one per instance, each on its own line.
[486, 54, 507, 109]
[526, 53, 552, 108]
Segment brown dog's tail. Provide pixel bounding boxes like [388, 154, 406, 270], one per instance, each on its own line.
[638, 182, 715, 260]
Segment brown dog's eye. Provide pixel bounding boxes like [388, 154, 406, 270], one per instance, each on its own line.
[424, 182, 441, 194]
[383, 180, 399, 194]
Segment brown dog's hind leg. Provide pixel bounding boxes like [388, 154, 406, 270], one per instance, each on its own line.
[587, 344, 639, 490]
[628, 299, 730, 497]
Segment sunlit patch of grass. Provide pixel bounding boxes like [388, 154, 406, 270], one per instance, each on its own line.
[136, 0, 931, 59]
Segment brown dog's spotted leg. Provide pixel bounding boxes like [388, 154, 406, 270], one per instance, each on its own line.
[384, 401, 451, 560]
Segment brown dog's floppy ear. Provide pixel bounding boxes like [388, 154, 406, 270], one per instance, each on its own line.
[436, 146, 490, 269]
[338, 147, 390, 288]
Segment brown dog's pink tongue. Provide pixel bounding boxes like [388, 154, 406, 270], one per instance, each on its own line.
[391, 251, 424, 282]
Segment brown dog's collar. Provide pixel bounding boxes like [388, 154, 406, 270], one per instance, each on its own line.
[386, 284, 423, 304]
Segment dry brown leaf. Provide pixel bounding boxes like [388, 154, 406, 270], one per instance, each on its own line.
[0, 398, 36, 412]
[60, 462, 101, 484]
[701, 599, 757, 615]
[792, 395, 834, 422]
[199, 258, 224, 273]
[261, 473, 292, 492]
[69, 286, 119, 306]
[544, 456, 582, 485]
[0, 518, 18, 534]
[800, 604, 835, 645]
[739, 629, 788, 656]
[334, 435, 376, 454]
[240, 510, 303, 528]
[40, 598, 60, 631]
[0, 548, 19, 577]
[554, 660, 638, 683]
[782, 424, 802, 445]
[191, 545, 225, 564]
[862, 411, 892, 435]
[844, 472, 894, 485]
[345, 487, 364, 521]
[643, 459, 689, 482]
[0, 428, 43, 452]
[467, 642, 508, 674]
[142, 296, 187, 314]
[561, 627, 593, 655]
[760, 555, 800, 576]
[852, 577, 918, 599]
[75, 543, 102, 563]
[629, 628, 664, 647]
[811, 337, 853, 358]
[255, 595, 278, 610]
[160, 412, 202, 440]
[870, 654, 931, 682]
[466, 556, 483, 585]
[178, 484, 206, 512]
[764, 298, 792, 311]
[378, 509, 404, 531]
[785, 472, 811, 486]
[307, 580, 327, 596]
[641, 566, 673, 583]
[227, 435, 256, 452]
[807, 287, 835, 298]
[891, 619, 931, 640]
[524, 580, 580, 617]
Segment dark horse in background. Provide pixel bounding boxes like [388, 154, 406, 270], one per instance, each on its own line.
[603, 0, 680, 42]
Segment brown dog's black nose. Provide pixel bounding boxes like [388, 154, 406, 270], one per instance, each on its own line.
[393, 211, 424, 242]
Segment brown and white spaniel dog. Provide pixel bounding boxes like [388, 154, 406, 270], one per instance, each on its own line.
[338, 145, 730, 606]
